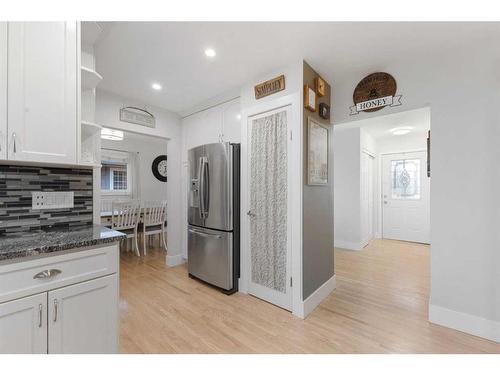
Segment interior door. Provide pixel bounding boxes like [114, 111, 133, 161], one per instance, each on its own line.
[361, 151, 374, 247]
[247, 106, 292, 311]
[0, 292, 47, 354]
[382, 151, 430, 244]
[48, 274, 118, 354]
[7, 22, 77, 164]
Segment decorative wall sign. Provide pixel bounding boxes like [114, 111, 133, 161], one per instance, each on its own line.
[120, 106, 156, 128]
[307, 118, 328, 185]
[254, 75, 285, 99]
[319, 103, 330, 120]
[304, 85, 317, 112]
[315, 77, 326, 97]
[350, 72, 402, 115]
[152, 155, 168, 182]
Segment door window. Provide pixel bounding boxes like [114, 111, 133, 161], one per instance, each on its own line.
[391, 159, 421, 199]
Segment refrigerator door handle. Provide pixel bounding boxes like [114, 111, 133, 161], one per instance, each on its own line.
[198, 157, 205, 219]
[188, 228, 222, 239]
[203, 158, 210, 218]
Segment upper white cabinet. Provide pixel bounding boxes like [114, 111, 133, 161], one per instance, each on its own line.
[0, 23, 7, 160]
[7, 22, 77, 164]
[0, 292, 47, 354]
[222, 99, 241, 143]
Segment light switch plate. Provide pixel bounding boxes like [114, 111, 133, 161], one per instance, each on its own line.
[32, 192, 74, 210]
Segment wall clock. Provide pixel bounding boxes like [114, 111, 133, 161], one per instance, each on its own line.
[152, 155, 168, 182]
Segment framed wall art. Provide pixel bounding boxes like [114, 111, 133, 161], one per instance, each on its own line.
[307, 117, 328, 185]
[304, 84, 317, 112]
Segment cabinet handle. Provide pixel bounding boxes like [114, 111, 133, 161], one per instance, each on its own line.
[38, 304, 43, 328]
[33, 269, 62, 279]
[53, 299, 58, 322]
[12, 132, 16, 153]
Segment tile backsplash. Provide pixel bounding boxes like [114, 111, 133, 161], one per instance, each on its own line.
[0, 165, 93, 235]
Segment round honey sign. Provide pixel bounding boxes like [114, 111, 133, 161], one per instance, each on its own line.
[352, 72, 398, 113]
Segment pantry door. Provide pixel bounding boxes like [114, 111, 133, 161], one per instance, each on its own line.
[246, 106, 292, 311]
[382, 151, 430, 244]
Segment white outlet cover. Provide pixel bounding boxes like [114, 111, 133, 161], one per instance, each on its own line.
[31, 192, 74, 210]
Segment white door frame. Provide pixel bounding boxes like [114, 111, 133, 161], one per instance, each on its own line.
[239, 93, 303, 318]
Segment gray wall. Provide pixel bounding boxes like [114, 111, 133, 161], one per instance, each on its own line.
[302, 61, 335, 299]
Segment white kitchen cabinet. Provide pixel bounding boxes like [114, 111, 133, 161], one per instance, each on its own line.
[7, 22, 77, 164]
[0, 22, 7, 160]
[0, 293, 47, 354]
[222, 99, 241, 143]
[48, 274, 118, 354]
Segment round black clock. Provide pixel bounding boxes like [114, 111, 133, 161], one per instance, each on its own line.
[152, 155, 168, 182]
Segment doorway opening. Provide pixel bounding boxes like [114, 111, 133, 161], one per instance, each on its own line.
[333, 107, 431, 250]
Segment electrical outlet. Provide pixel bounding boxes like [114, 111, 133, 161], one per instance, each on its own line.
[32, 192, 74, 210]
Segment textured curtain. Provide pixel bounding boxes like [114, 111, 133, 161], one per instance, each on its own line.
[250, 110, 287, 293]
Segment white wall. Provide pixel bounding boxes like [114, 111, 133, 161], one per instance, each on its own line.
[333, 127, 362, 250]
[331, 46, 500, 342]
[96, 89, 183, 262]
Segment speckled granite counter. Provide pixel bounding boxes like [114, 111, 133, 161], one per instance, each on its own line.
[0, 225, 125, 262]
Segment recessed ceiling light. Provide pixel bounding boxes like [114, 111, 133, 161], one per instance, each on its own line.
[101, 128, 124, 141]
[390, 127, 413, 136]
[204, 48, 216, 58]
[236, 114, 241, 120]
[151, 82, 162, 91]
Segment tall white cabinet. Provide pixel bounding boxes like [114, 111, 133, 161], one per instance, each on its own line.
[0, 23, 7, 160]
[7, 22, 77, 164]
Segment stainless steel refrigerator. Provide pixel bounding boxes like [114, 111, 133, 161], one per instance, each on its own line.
[187, 142, 240, 294]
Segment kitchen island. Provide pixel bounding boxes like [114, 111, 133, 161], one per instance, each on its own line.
[0, 225, 125, 354]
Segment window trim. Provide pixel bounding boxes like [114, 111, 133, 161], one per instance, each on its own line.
[101, 163, 132, 196]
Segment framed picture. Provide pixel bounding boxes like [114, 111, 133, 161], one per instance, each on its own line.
[307, 118, 328, 185]
[304, 85, 317, 112]
[315, 77, 326, 97]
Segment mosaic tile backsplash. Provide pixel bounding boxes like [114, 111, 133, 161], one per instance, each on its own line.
[0, 165, 93, 235]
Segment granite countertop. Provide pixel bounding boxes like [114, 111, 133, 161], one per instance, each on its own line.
[0, 225, 126, 262]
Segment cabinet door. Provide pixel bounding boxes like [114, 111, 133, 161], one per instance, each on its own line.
[0, 22, 6, 160]
[0, 292, 47, 354]
[222, 99, 241, 143]
[8, 22, 77, 164]
[48, 274, 118, 354]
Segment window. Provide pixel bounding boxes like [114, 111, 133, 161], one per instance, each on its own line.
[391, 159, 421, 199]
[101, 162, 130, 194]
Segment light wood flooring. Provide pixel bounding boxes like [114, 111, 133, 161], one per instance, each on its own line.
[119, 239, 500, 353]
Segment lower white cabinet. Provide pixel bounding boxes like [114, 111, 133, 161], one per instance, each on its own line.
[0, 292, 47, 354]
[48, 274, 118, 354]
[0, 244, 119, 354]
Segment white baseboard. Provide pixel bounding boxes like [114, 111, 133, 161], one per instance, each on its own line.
[165, 254, 185, 267]
[299, 275, 336, 318]
[429, 304, 500, 343]
[334, 239, 363, 251]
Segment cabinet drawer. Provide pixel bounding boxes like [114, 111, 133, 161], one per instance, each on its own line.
[0, 244, 119, 304]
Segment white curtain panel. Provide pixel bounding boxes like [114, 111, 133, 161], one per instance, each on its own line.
[250, 110, 288, 293]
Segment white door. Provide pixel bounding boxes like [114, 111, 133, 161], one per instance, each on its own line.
[48, 274, 118, 354]
[0, 22, 6, 160]
[0, 292, 47, 354]
[7, 22, 77, 164]
[361, 152, 374, 247]
[382, 151, 430, 244]
[247, 106, 292, 311]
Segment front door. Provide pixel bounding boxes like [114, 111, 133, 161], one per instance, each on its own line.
[382, 151, 430, 244]
[247, 106, 292, 311]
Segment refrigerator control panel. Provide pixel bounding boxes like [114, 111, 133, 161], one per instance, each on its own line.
[190, 178, 200, 208]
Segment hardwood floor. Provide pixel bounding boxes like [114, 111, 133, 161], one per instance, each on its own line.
[119, 239, 500, 353]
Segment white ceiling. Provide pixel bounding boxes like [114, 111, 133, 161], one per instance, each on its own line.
[334, 107, 430, 140]
[95, 22, 500, 114]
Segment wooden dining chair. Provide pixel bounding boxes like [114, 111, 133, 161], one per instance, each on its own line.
[141, 201, 168, 256]
[111, 201, 141, 256]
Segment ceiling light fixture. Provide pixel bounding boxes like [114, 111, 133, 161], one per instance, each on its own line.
[204, 48, 216, 58]
[151, 82, 162, 91]
[101, 128, 124, 141]
[390, 127, 413, 136]
[236, 114, 241, 120]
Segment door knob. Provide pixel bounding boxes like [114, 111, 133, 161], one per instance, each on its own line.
[247, 210, 256, 217]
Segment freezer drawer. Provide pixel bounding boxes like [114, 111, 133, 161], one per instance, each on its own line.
[188, 226, 233, 290]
